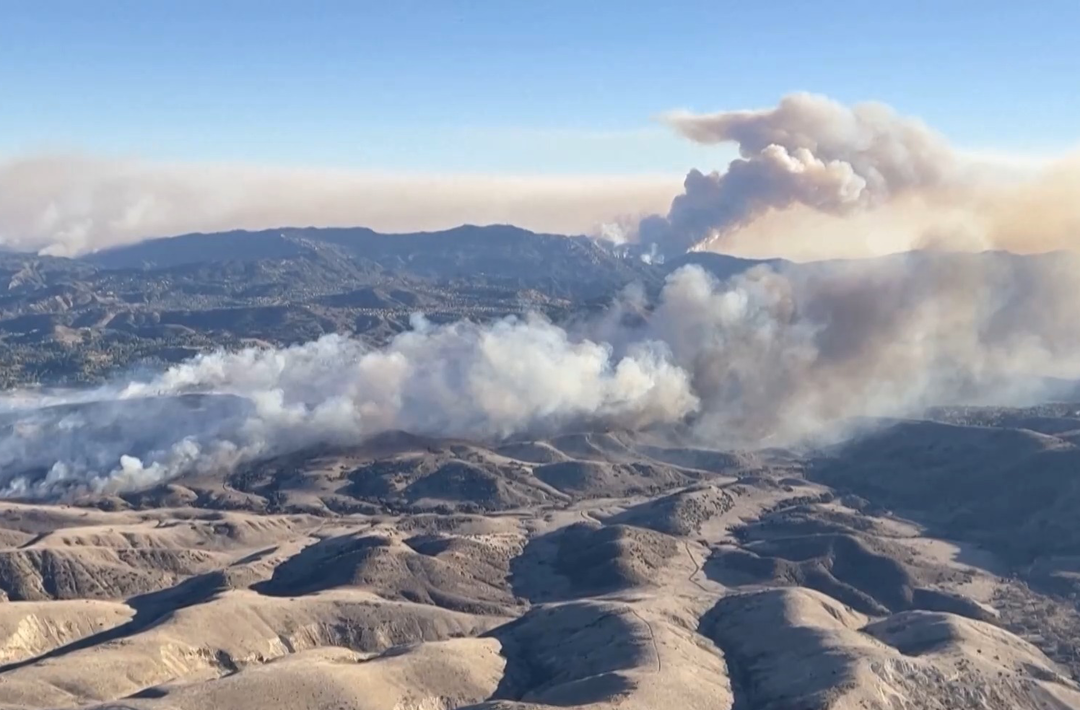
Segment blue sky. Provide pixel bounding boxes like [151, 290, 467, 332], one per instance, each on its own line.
[2, 0, 1078, 174]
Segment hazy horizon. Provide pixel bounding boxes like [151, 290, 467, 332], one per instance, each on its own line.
[3, 2, 1080, 260]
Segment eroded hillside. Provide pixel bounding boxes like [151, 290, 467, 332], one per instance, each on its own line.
[2, 419, 1080, 709]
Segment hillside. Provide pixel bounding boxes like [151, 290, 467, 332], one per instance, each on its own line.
[3, 227, 1080, 709]
[1, 416, 1080, 709]
[0, 226, 754, 387]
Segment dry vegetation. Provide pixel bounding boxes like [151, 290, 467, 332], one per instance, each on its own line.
[0, 418, 1079, 709]
[3, 231, 1080, 707]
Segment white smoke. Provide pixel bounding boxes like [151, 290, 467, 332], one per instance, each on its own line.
[5, 252, 1080, 498]
[0, 312, 698, 498]
[636, 92, 1080, 259]
[3, 94, 1080, 498]
[654, 254, 1080, 443]
[4, 98, 1075, 261]
[639, 92, 956, 254]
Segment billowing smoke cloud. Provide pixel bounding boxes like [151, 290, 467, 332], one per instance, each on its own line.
[639, 92, 1080, 258]
[3, 94, 1080, 499]
[0, 154, 679, 256]
[0, 313, 697, 497]
[5, 97, 1076, 261]
[639, 93, 954, 253]
[5, 250, 1080, 498]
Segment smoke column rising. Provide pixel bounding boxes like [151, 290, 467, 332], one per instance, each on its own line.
[640, 92, 958, 255]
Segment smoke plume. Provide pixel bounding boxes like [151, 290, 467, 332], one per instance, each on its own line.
[0, 313, 697, 497]
[2, 94, 1080, 498]
[639, 92, 1080, 258]
[638, 93, 954, 254]
[5, 250, 1080, 498]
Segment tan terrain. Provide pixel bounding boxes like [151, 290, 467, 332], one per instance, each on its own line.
[1, 424, 1080, 710]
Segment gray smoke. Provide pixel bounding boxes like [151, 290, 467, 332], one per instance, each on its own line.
[640, 92, 957, 254]
[666, 252, 1080, 443]
[5, 251, 1080, 498]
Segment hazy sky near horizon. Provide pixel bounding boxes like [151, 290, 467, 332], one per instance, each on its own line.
[3, 0, 1079, 174]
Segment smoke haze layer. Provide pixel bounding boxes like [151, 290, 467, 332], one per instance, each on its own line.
[3, 95, 1077, 263]
[0, 155, 679, 257]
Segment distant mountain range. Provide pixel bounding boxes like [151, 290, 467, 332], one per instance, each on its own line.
[0, 223, 1067, 389]
[81, 224, 776, 290]
[0, 225, 767, 387]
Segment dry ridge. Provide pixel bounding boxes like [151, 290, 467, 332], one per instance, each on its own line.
[2, 422, 1080, 709]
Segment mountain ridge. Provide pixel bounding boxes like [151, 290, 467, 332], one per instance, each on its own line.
[0, 224, 1067, 392]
